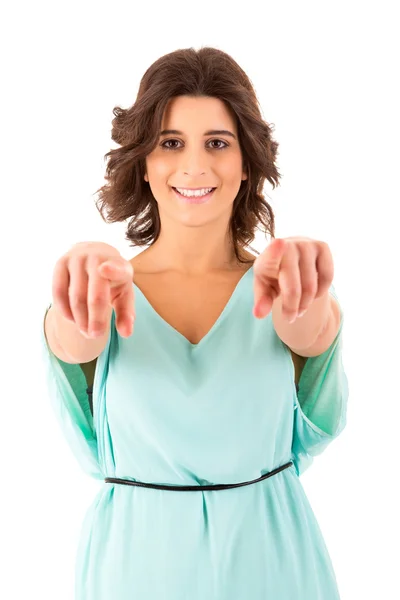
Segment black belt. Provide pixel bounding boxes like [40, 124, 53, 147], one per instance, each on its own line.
[104, 461, 293, 491]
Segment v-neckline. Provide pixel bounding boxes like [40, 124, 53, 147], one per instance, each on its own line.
[132, 264, 254, 350]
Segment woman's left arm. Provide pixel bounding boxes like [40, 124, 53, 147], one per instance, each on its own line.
[252, 236, 341, 357]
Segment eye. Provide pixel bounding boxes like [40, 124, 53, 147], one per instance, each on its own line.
[160, 139, 229, 150]
[160, 139, 180, 150]
[208, 139, 228, 150]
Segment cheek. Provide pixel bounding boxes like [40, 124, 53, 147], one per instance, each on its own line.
[146, 154, 170, 179]
[219, 156, 244, 181]
[155, 165, 172, 184]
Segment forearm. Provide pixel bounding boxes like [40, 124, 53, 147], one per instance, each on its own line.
[44, 304, 112, 364]
[272, 290, 332, 352]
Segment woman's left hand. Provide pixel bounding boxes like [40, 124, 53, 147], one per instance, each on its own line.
[253, 237, 334, 321]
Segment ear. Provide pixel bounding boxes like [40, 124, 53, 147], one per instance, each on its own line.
[242, 170, 248, 181]
[144, 173, 148, 182]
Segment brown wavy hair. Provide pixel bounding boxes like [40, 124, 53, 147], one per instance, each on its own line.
[94, 46, 282, 265]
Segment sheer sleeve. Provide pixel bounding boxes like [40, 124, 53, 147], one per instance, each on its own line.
[291, 284, 349, 476]
[40, 303, 113, 480]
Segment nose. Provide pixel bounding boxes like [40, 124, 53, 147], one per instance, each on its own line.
[179, 147, 209, 177]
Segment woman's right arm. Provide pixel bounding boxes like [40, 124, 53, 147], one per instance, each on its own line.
[44, 241, 135, 364]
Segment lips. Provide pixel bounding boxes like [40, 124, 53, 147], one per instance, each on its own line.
[172, 187, 216, 204]
[172, 187, 216, 194]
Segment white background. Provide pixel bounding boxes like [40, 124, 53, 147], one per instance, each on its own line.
[1, 1, 399, 598]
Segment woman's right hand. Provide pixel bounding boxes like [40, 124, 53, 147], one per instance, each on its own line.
[51, 241, 135, 339]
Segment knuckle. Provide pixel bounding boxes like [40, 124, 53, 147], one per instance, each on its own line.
[69, 294, 87, 308]
[69, 251, 87, 264]
[301, 281, 316, 296]
[89, 320, 105, 332]
[87, 295, 105, 308]
[286, 284, 299, 297]
[52, 284, 66, 300]
[87, 254, 104, 267]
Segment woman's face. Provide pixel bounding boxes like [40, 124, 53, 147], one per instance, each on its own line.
[144, 95, 247, 228]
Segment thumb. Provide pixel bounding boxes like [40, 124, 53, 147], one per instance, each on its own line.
[99, 259, 133, 286]
[253, 239, 286, 318]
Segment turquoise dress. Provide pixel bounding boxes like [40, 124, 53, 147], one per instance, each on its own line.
[40, 265, 348, 599]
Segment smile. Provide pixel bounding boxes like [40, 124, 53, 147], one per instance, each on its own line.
[172, 187, 216, 204]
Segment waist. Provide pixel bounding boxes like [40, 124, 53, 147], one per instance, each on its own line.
[104, 461, 293, 491]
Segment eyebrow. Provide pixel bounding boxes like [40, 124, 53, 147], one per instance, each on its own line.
[160, 129, 237, 140]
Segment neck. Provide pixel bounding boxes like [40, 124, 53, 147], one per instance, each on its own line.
[140, 217, 253, 275]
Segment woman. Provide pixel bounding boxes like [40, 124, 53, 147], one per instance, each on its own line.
[41, 46, 348, 599]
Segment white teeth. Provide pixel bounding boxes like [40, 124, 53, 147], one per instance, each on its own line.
[175, 187, 213, 197]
